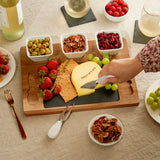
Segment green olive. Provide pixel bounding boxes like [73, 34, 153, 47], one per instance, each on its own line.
[35, 48, 39, 52]
[39, 39, 43, 43]
[44, 37, 50, 42]
[29, 48, 33, 53]
[37, 43, 42, 48]
[31, 51, 38, 56]
[45, 42, 50, 47]
[28, 41, 33, 48]
[40, 48, 46, 54]
[32, 44, 37, 49]
[45, 48, 51, 55]
[42, 43, 47, 49]
[34, 39, 39, 44]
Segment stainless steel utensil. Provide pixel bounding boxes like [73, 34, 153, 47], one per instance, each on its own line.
[48, 103, 74, 139]
[4, 89, 27, 139]
[81, 75, 115, 89]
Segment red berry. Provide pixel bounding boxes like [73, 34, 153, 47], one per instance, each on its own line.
[0, 64, 9, 75]
[112, 2, 118, 7]
[48, 69, 58, 81]
[105, 3, 112, 10]
[122, 2, 128, 7]
[110, 6, 116, 12]
[107, 10, 113, 16]
[122, 7, 128, 13]
[113, 11, 120, 17]
[0, 54, 9, 65]
[53, 84, 61, 95]
[120, 11, 125, 16]
[116, 6, 122, 12]
[40, 77, 53, 89]
[118, 0, 124, 4]
[46, 59, 58, 70]
[41, 89, 54, 101]
[37, 65, 49, 76]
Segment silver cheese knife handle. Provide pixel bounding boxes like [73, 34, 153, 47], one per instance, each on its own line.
[96, 75, 115, 84]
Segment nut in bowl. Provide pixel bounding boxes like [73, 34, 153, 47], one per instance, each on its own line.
[88, 114, 124, 146]
[95, 30, 123, 55]
[26, 35, 53, 62]
[61, 32, 88, 59]
[104, 0, 130, 22]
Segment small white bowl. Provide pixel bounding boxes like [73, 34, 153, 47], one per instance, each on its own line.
[88, 114, 124, 146]
[104, 0, 130, 22]
[95, 30, 123, 55]
[26, 35, 53, 62]
[61, 32, 88, 59]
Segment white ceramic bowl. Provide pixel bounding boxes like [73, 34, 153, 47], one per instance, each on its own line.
[95, 30, 123, 55]
[26, 35, 53, 62]
[88, 114, 124, 146]
[104, 0, 130, 22]
[61, 32, 88, 59]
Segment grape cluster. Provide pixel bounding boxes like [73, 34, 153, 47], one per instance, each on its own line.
[147, 87, 160, 110]
[88, 53, 118, 91]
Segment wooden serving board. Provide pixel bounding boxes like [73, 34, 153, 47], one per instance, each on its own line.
[20, 38, 139, 116]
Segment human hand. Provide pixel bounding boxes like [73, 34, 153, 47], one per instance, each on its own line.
[98, 55, 143, 84]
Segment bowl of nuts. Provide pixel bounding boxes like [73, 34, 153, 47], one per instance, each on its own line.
[95, 30, 123, 55]
[61, 32, 88, 59]
[104, 0, 130, 22]
[26, 35, 53, 62]
[88, 114, 124, 146]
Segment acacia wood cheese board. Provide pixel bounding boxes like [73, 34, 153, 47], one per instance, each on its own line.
[20, 38, 139, 116]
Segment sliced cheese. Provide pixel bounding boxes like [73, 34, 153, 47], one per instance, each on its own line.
[71, 61, 104, 97]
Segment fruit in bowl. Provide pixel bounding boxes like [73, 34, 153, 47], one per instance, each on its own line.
[95, 30, 123, 55]
[104, 0, 129, 22]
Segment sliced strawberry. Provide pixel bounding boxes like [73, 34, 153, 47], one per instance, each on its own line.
[53, 84, 61, 95]
[40, 76, 53, 89]
[41, 89, 54, 101]
[0, 64, 9, 75]
[38, 65, 49, 76]
[48, 69, 58, 81]
[0, 54, 9, 65]
[46, 58, 58, 70]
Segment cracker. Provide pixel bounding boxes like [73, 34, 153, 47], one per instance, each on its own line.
[56, 59, 78, 103]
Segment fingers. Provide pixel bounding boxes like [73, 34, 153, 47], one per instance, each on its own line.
[102, 77, 118, 84]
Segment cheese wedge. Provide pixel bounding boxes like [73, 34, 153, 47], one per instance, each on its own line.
[71, 61, 104, 96]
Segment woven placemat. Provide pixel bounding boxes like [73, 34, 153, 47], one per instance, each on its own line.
[133, 20, 154, 44]
[61, 6, 96, 27]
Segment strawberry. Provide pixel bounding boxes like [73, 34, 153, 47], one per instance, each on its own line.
[0, 54, 9, 65]
[0, 64, 9, 75]
[38, 65, 49, 76]
[41, 89, 54, 101]
[46, 58, 58, 70]
[40, 76, 53, 89]
[48, 69, 58, 81]
[53, 84, 61, 95]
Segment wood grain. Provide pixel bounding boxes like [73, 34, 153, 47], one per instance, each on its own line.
[20, 38, 139, 116]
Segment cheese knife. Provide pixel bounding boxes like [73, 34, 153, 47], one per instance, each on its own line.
[81, 75, 115, 89]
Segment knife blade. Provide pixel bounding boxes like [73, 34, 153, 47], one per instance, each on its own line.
[81, 75, 115, 89]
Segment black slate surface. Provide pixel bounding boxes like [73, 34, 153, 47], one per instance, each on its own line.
[133, 20, 154, 44]
[44, 87, 119, 108]
[60, 6, 96, 27]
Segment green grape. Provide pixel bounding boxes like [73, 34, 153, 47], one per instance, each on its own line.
[105, 83, 112, 90]
[156, 90, 160, 97]
[98, 61, 103, 67]
[102, 57, 110, 65]
[103, 53, 109, 59]
[151, 102, 158, 110]
[158, 87, 160, 91]
[111, 83, 118, 91]
[149, 92, 157, 99]
[147, 97, 154, 105]
[92, 57, 100, 64]
[88, 54, 94, 61]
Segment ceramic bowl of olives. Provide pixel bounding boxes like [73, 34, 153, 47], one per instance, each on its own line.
[26, 35, 53, 62]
